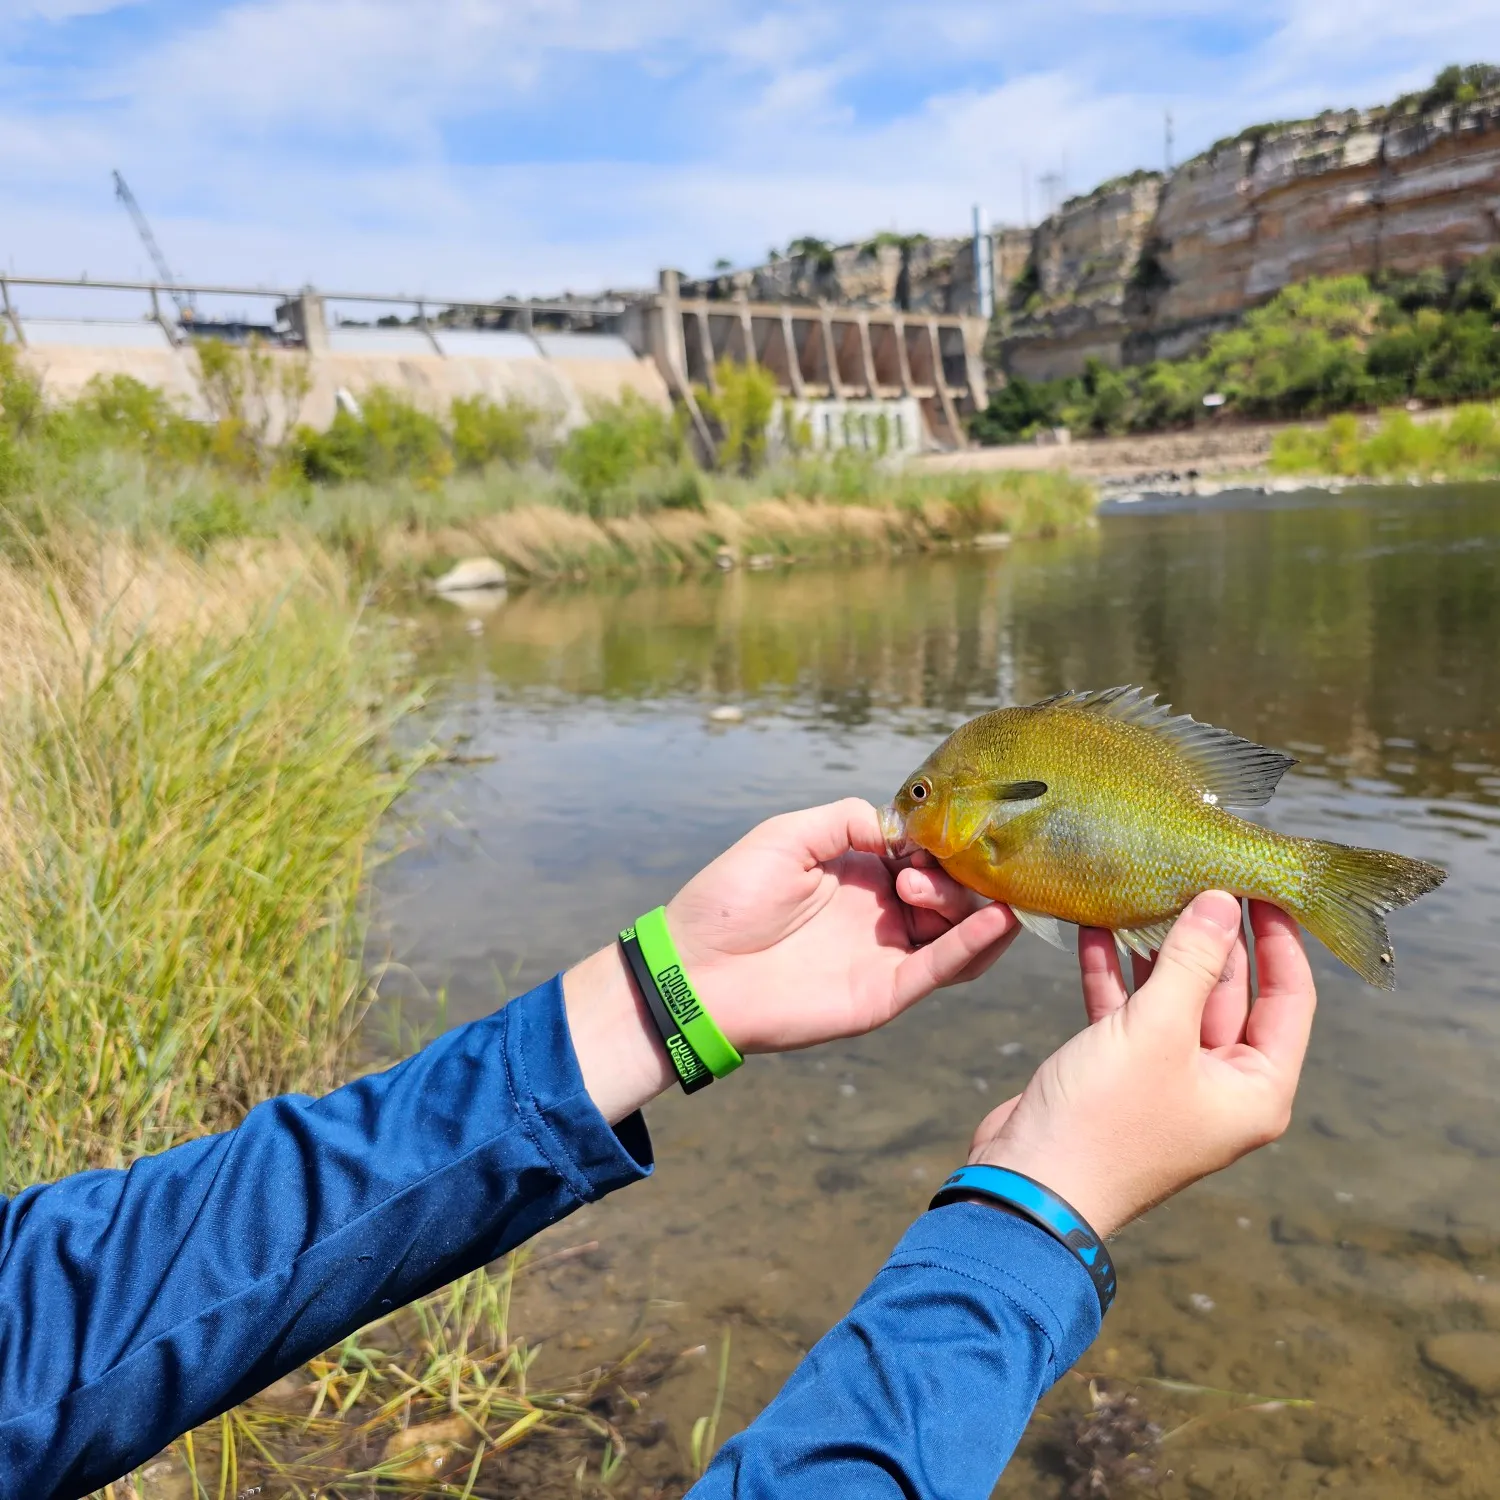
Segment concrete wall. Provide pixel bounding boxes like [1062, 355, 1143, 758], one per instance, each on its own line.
[12, 323, 672, 440]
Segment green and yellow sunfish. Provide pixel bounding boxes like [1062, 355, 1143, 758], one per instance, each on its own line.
[879, 686, 1444, 988]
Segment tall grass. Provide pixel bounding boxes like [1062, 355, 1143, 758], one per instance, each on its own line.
[1269, 401, 1500, 481]
[1, 345, 1096, 588]
[0, 536, 425, 1185]
[2, 442, 1096, 588]
[110, 1249, 700, 1499]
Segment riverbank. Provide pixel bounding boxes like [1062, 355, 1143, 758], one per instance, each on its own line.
[0, 345, 1095, 588]
[922, 400, 1500, 499]
[5, 450, 1096, 587]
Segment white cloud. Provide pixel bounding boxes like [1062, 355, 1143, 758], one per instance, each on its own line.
[0, 0, 1493, 301]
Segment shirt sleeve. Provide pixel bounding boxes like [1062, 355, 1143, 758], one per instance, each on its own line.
[691, 1201, 1103, 1500]
[0, 974, 652, 1500]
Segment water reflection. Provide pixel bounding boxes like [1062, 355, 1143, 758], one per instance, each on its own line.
[380, 483, 1500, 1499]
[419, 483, 1499, 799]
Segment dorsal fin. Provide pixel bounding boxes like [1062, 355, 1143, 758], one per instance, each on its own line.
[1033, 686, 1295, 808]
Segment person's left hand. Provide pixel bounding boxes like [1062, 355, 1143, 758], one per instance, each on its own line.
[667, 797, 1019, 1053]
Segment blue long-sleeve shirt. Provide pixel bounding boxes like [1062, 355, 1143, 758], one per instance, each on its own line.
[0, 977, 1101, 1500]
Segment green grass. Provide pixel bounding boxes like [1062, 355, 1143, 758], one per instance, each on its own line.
[0, 538, 427, 1185]
[106, 1249, 702, 1499]
[1269, 402, 1500, 480]
[0, 439, 1096, 588]
[0, 340, 1096, 588]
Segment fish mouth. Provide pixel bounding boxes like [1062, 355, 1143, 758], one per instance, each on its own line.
[879, 803, 914, 860]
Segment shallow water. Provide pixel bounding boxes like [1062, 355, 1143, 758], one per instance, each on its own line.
[375, 483, 1500, 1497]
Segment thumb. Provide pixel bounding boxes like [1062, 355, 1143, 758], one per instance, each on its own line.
[1128, 891, 1243, 1035]
[968, 1093, 1023, 1155]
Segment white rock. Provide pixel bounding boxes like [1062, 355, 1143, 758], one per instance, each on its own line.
[708, 705, 744, 723]
[433, 557, 508, 593]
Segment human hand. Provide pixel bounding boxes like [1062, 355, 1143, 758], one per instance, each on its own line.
[666, 797, 1019, 1053]
[963, 892, 1316, 1237]
[564, 799, 1018, 1122]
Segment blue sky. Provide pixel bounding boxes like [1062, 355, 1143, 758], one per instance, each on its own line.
[1, 0, 1495, 309]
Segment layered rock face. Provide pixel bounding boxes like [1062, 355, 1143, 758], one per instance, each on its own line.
[690, 79, 1500, 382]
[1001, 173, 1164, 379]
[678, 234, 981, 315]
[1006, 86, 1500, 378]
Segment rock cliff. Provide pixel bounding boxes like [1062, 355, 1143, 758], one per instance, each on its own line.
[1006, 78, 1500, 380]
[691, 72, 1500, 382]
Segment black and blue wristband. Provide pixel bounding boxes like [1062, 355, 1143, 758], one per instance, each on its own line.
[930, 1163, 1116, 1316]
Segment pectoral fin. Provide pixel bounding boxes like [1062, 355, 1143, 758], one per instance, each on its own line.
[939, 781, 1049, 854]
[994, 780, 1048, 802]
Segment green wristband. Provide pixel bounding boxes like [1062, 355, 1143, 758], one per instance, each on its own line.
[632, 906, 744, 1080]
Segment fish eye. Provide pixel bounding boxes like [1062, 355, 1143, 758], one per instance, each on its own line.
[910, 778, 931, 802]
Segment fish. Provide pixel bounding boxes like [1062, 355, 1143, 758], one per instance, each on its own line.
[879, 686, 1445, 989]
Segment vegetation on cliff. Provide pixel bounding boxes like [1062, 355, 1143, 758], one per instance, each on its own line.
[972, 254, 1500, 445]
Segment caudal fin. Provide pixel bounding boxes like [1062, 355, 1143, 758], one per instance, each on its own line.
[1298, 841, 1445, 989]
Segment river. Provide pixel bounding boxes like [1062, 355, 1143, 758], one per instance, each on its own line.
[374, 482, 1500, 1498]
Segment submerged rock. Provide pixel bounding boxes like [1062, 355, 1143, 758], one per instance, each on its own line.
[433, 557, 508, 593]
[1422, 1331, 1500, 1397]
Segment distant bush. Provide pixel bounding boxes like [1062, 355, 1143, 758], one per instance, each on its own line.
[451, 394, 550, 470]
[1270, 401, 1500, 479]
[556, 391, 691, 515]
[696, 358, 777, 474]
[294, 388, 454, 488]
[47, 374, 208, 469]
[973, 258, 1500, 442]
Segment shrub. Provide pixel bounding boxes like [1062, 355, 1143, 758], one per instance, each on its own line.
[556, 392, 686, 512]
[451, 395, 549, 470]
[295, 388, 454, 488]
[1270, 402, 1500, 479]
[696, 358, 777, 473]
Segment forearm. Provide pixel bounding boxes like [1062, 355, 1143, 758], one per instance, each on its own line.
[564, 941, 677, 1121]
[0, 974, 652, 1499]
[692, 1204, 1102, 1500]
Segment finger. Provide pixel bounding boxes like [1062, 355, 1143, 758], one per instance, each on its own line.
[1078, 927, 1128, 1023]
[1128, 890, 1243, 1035]
[1199, 911, 1252, 1049]
[946, 917, 1023, 983]
[1243, 901, 1317, 1073]
[761, 798, 885, 868]
[890, 904, 1020, 1012]
[1130, 951, 1154, 991]
[896, 863, 984, 925]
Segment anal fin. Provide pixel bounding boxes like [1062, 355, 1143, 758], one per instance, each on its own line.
[1115, 918, 1177, 960]
[1010, 906, 1071, 951]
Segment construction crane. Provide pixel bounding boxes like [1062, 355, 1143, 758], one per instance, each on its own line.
[111, 170, 196, 322]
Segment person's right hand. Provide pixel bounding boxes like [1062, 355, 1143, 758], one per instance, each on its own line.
[964, 892, 1316, 1237]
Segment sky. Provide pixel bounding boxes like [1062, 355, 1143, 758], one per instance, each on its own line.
[1, 0, 1496, 313]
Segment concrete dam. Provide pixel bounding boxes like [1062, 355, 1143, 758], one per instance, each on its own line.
[1, 271, 988, 454]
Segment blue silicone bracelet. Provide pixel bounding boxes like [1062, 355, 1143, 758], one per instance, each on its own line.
[930, 1164, 1116, 1316]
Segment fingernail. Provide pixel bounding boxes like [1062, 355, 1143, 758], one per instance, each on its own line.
[1190, 890, 1242, 932]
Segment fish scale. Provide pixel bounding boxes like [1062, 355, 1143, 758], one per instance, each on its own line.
[880, 686, 1444, 988]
